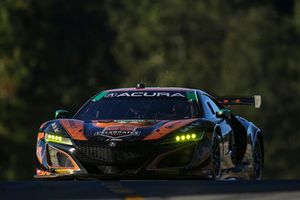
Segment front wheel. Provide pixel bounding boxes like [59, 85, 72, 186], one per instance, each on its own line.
[211, 135, 221, 179]
[253, 139, 263, 180]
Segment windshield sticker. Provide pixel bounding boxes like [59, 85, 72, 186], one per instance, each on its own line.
[103, 92, 186, 98]
[93, 91, 108, 101]
[186, 91, 198, 102]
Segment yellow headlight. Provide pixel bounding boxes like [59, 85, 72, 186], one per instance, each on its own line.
[45, 133, 73, 145]
[175, 133, 199, 142]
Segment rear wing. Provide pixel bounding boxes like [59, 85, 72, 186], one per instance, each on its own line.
[218, 95, 262, 108]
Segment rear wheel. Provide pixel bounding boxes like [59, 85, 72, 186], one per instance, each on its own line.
[253, 139, 263, 180]
[211, 135, 221, 179]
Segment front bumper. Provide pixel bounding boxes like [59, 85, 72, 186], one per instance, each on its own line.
[35, 138, 212, 179]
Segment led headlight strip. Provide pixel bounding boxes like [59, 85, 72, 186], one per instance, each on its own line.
[45, 133, 73, 145]
[175, 133, 196, 142]
[175, 132, 204, 142]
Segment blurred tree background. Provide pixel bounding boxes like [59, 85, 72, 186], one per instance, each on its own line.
[0, 0, 299, 180]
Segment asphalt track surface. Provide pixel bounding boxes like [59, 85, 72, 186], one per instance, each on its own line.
[1, 180, 300, 200]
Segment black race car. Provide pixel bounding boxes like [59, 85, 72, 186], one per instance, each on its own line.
[35, 86, 263, 180]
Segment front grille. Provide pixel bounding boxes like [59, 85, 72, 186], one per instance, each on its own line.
[74, 141, 155, 165]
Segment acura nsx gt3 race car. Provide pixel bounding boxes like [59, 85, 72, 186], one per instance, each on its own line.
[35, 85, 263, 180]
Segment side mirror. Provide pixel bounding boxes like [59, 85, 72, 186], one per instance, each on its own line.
[216, 109, 231, 120]
[55, 110, 70, 119]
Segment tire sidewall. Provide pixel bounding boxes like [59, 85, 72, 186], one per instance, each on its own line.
[211, 134, 221, 179]
[253, 139, 263, 180]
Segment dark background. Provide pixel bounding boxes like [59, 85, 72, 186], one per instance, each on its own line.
[0, 0, 299, 180]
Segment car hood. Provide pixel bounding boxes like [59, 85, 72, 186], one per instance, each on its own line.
[58, 118, 198, 142]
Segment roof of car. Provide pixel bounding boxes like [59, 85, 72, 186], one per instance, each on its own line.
[105, 87, 200, 93]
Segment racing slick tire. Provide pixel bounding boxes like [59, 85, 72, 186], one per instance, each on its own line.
[211, 134, 221, 179]
[253, 138, 263, 180]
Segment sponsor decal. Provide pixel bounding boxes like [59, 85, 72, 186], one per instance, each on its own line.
[93, 126, 141, 138]
[51, 122, 60, 133]
[104, 92, 186, 98]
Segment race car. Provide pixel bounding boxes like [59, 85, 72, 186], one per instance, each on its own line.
[34, 85, 263, 180]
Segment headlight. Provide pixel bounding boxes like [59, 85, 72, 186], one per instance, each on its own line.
[45, 133, 73, 145]
[162, 131, 205, 144]
[174, 132, 204, 142]
[175, 133, 197, 142]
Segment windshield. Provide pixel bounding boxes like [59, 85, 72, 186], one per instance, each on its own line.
[74, 91, 201, 121]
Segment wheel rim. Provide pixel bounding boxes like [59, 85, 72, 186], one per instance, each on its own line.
[254, 141, 262, 180]
[212, 137, 221, 178]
